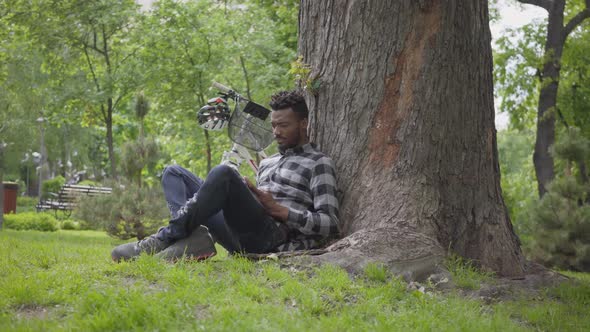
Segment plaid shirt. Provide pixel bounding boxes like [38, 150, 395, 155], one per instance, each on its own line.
[256, 143, 340, 251]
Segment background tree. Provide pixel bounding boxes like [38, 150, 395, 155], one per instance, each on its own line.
[138, 0, 295, 175]
[0, 14, 47, 227]
[120, 92, 160, 187]
[138, 0, 225, 174]
[299, 0, 524, 278]
[512, 0, 590, 196]
[8, 0, 144, 178]
[494, 1, 590, 269]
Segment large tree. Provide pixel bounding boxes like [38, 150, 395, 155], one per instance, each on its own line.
[299, 0, 525, 278]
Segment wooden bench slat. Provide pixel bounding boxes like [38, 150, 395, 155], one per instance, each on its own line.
[36, 183, 112, 215]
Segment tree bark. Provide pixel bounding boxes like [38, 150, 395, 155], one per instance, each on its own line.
[299, 0, 525, 278]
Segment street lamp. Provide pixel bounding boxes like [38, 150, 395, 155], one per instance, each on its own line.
[36, 117, 45, 202]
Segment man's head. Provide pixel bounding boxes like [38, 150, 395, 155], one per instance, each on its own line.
[269, 90, 309, 152]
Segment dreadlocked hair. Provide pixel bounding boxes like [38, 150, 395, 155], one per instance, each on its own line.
[269, 90, 309, 119]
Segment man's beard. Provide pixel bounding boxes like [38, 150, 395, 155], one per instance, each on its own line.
[278, 142, 295, 153]
[277, 133, 299, 153]
[277, 132, 301, 153]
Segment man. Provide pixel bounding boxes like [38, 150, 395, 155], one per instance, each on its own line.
[111, 90, 340, 261]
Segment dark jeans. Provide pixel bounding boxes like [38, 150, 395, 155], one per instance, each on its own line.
[157, 164, 286, 254]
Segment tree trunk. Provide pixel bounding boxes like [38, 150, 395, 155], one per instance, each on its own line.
[299, 0, 524, 278]
[534, 1, 564, 197]
[197, 93, 213, 174]
[106, 100, 117, 178]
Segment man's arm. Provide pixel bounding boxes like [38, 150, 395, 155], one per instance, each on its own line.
[284, 157, 340, 238]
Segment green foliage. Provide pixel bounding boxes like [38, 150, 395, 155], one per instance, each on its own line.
[60, 219, 80, 230]
[498, 129, 538, 246]
[494, 20, 545, 130]
[530, 177, 590, 270]
[0, 17, 44, 182]
[1, 230, 589, 331]
[41, 176, 65, 199]
[74, 180, 168, 240]
[1, 0, 297, 186]
[494, 2, 590, 271]
[134, 0, 295, 177]
[289, 56, 317, 93]
[494, 2, 590, 134]
[16, 196, 39, 212]
[529, 128, 590, 271]
[77, 180, 99, 187]
[120, 138, 161, 185]
[3, 212, 58, 232]
[3, 0, 148, 178]
[134, 91, 150, 125]
[16, 196, 39, 210]
[444, 254, 494, 290]
[551, 127, 590, 163]
[499, 126, 590, 271]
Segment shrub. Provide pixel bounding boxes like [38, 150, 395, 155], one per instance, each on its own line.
[529, 128, 590, 271]
[529, 177, 590, 271]
[61, 219, 80, 230]
[120, 138, 160, 187]
[4, 212, 59, 232]
[42, 176, 65, 199]
[78, 180, 100, 187]
[17, 196, 39, 213]
[74, 180, 169, 240]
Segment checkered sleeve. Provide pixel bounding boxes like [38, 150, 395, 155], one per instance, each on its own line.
[286, 156, 340, 237]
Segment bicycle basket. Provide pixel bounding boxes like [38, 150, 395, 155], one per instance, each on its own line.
[228, 100, 274, 152]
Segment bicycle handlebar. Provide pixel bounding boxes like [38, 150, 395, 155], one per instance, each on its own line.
[211, 82, 233, 94]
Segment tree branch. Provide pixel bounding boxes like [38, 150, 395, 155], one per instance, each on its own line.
[100, 104, 108, 123]
[83, 45, 101, 92]
[118, 46, 141, 66]
[563, 7, 590, 39]
[112, 94, 124, 112]
[101, 24, 111, 75]
[556, 107, 569, 127]
[516, 0, 553, 12]
[78, 31, 105, 55]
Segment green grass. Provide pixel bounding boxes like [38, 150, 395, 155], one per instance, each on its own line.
[444, 254, 495, 290]
[0, 230, 588, 331]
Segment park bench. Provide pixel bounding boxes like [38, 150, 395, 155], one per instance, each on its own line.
[36, 184, 112, 218]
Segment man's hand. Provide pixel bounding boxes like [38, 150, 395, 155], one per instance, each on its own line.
[244, 177, 289, 222]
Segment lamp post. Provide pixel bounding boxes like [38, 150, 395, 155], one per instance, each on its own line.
[36, 117, 45, 202]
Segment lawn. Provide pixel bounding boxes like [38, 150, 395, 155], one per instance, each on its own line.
[0, 229, 588, 331]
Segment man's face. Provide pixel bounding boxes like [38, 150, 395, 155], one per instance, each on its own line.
[270, 108, 308, 151]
